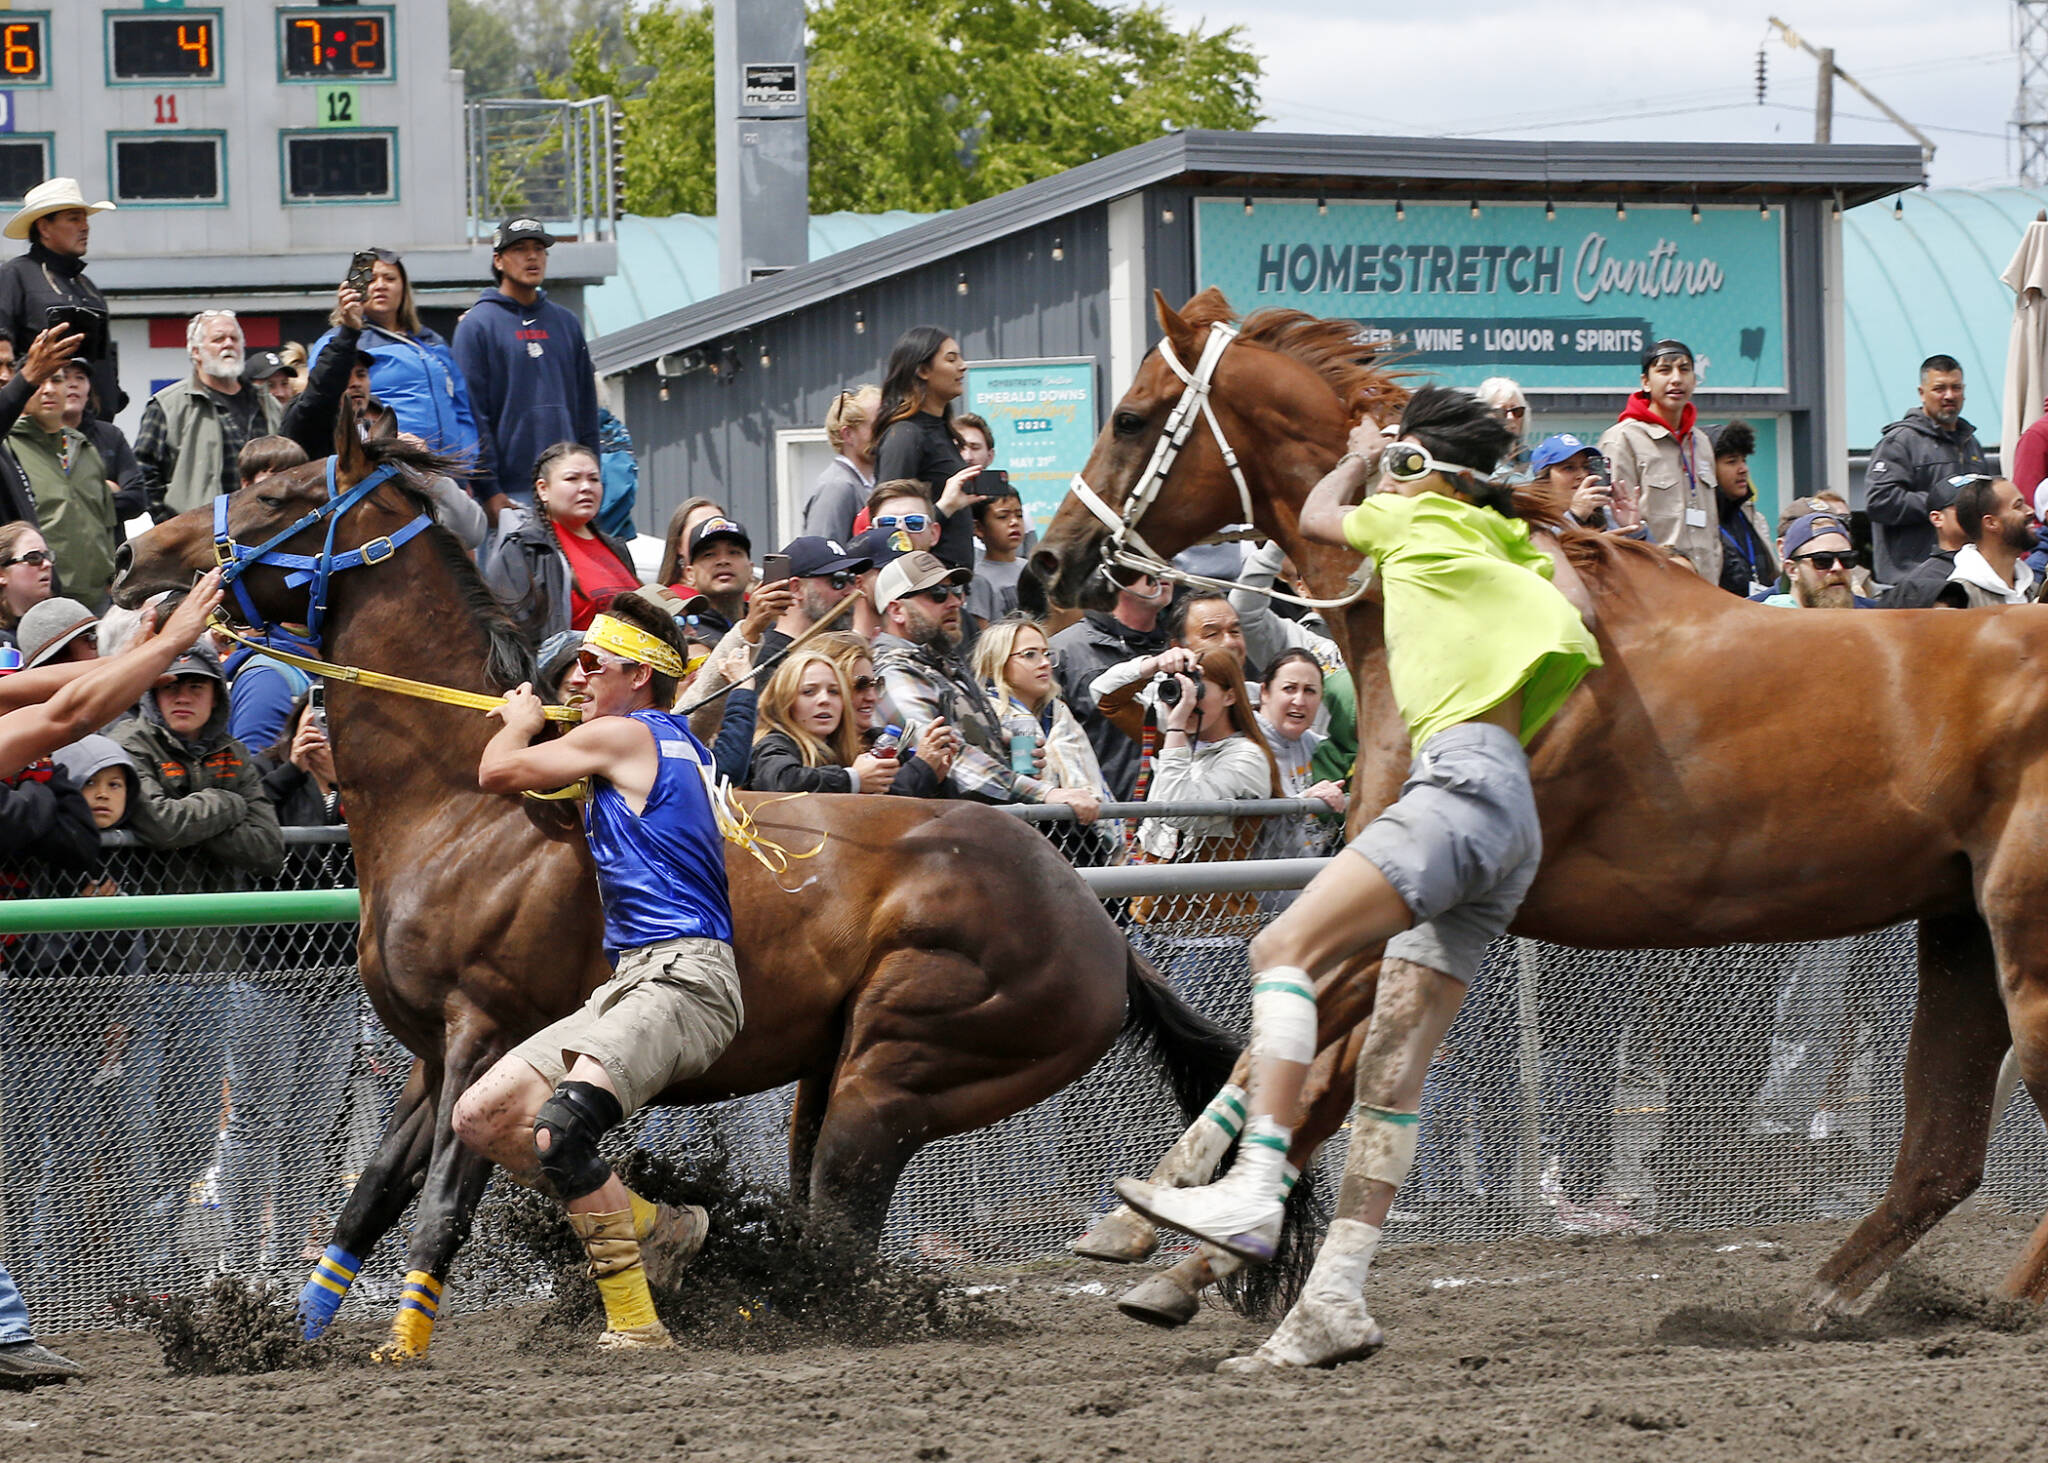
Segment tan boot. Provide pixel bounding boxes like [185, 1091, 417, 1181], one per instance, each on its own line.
[569, 1208, 676, 1350]
[630, 1193, 710, 1290]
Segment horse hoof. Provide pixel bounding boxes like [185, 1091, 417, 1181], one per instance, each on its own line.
[1116, 1272, 1200, 1329]
[371, 1339, 427, 1365]
[1071, 1206, 1159, 1264]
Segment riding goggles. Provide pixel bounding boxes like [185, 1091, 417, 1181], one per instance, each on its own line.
[875, 513, 932, 534]
[1382, 442, 1489, 484]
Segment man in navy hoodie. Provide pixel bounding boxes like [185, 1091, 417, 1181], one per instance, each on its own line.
[452, 217, 600, 522]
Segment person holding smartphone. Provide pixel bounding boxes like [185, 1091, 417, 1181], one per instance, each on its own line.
[0, 179, 121, 418]
[871, 327, 986, 570]
[307, 249, 477, 476]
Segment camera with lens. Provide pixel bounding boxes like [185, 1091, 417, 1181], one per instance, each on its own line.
[1152, 671, 1183, 707]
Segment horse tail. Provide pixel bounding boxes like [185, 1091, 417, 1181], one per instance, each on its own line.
[1218, 1167, 1327, 1321]
[1119, 943, 1240, 1122]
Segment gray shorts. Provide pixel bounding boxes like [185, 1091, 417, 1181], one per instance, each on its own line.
[508, 935, 744, 1117]
[1346, 722, 1542, 984]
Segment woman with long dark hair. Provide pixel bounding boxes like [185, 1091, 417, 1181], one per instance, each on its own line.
[481, 441, 641, 642]
[309, 249, 478, 466]
[873, 326, 986, 569]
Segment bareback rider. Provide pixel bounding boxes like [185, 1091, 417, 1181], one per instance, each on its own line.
[454, 594, 743, 1349]
[1116, 386, 1601, 1370]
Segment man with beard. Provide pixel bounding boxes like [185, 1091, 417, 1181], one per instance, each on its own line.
[755, 535, 869, 664]
[1935, 475, 2037, 607]
[1708, 420, 1778, 598]
[1763, 513, 1875, 610]
[1867, 355, 1989, 584]
[871, 549, 1099, 818]
[1875, 476, 1971, 608]
[134, 310, 282, 521]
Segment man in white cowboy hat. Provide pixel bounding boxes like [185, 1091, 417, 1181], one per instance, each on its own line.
[0, 179, 119, 417]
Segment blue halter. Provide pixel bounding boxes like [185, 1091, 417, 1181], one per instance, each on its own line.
[212, 457, 433, 643]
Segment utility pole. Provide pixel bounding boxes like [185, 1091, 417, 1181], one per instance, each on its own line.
[2019, 0, 2048, 185]
[1768, 18, 1935, 165]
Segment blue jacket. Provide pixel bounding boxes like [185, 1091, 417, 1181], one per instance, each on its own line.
[224, 642, 313, 754]
[309, 321, 479, 470]
[451, 287, 599, 504]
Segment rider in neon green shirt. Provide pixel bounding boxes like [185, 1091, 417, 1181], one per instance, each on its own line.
[1117, 385, 1599, 1373]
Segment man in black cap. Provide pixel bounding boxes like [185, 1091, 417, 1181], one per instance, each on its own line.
[676, 516, 753, 636]
[761, 535, 871, 662]
[1598, 339, 1720, 581]
[452, 217, 599, 521]
[1875, 473, 1974, 608]
[242, 350, 298, 410]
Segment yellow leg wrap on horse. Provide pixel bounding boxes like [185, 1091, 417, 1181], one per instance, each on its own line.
[381, 1271, 443, 1358]
[569, 1208, 662, 1336]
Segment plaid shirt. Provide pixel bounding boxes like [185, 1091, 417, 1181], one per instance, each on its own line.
[133, 378, 268, 517]
[871, 632, 1048, 805]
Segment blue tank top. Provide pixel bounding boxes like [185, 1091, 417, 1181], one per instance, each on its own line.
[582, 708, 734, 960]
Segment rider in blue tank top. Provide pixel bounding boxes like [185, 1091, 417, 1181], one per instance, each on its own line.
[585, 706, 733, 957]
[457, 594, 747, 1353]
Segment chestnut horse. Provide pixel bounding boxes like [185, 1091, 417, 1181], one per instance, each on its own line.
[112, 422, 1237, 1358]
[1031, 287, 2048, 1329]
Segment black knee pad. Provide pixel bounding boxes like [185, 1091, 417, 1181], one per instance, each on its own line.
[533, 1080, 623, 1201]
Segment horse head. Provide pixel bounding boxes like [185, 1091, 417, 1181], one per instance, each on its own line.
[113, 398, 454, 632]
[1028, 288, 1405, 611]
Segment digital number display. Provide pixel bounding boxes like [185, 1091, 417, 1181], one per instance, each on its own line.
[0, 18, 46, 85]
[285, 134, 394, 201]
[280, 9, 392, 80]
[109, 15, 220, 82]
[112, 136, 223, 203]
[0, 141, 50, 202]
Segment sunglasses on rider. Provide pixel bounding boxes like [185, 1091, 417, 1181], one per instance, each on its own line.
[1382, 441, 1488, 484]
[875, 513, 932, 534]
[574, 649, 630, 677]
[0, 549, 52, 568]
[1792, 550, 1855, 571]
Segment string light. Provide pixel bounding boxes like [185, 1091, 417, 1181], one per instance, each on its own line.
[1242, 196, 1254, 215]
[854, 308, 865, 335]
[1051, 235, 1064, 262]
[1469, 198, 1481, 219]
[1394, 190, 1405, 223]
[1615, 193, 1627, 222]
[1317, 193, 1328, 216]
[1894, 194, 1904, 220]
[1759, 197, 1770, 220]
[1544, 196, 1555, 222]
[1831, 189, 1843, 221]
[956, 269, 969, 296]
[1160, 205, 1175, 224]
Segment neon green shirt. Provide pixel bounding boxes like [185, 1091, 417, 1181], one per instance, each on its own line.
[1342, 491, 1600, 750]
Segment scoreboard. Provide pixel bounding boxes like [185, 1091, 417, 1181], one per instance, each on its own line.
[3, 1, 463, 254]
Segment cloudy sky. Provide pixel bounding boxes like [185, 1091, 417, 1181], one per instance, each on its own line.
[1157, 0, 2020, 189]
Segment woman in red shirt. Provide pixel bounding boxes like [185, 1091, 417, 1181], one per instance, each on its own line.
[482, 442, 641, 641]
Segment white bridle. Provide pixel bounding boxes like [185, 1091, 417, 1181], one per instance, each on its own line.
[1064, 321, 1370, 612]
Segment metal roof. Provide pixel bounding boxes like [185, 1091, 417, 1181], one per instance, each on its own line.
[1843, 187, 2048, 449]
[591, 129, 1925, 374]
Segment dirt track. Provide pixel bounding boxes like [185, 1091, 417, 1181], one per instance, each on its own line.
[10, 1205, 2048, 1462]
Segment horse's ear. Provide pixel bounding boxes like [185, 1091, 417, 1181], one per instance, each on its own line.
[333, 391, 370, 488]
[1154, 290, 1202, 362]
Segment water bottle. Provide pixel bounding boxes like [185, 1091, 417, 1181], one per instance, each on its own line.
[871, 724, 904, 757]
[1005, 714, 1038, 776]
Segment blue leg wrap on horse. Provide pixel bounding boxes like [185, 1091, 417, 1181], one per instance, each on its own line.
[298, 1244, 362, 1339]
[534, 1080, 623, 1201]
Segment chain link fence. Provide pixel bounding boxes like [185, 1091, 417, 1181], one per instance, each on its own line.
[6, 810, 2048, 1333]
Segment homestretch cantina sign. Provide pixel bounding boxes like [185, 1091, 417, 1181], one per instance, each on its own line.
[1195, 198, 1787, 391]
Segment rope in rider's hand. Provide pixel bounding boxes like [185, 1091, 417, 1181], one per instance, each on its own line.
[676, 589, 862, 715]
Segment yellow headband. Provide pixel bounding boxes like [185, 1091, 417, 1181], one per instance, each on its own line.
[585, 614, 688, 680]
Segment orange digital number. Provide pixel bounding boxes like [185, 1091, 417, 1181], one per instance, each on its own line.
[350, 18, 381, 71]
[293, 17, 322, 67]
[177, 21, 211, 72]
[2, 23, 35, 76]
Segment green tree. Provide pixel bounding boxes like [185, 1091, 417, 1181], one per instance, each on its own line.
[564, 0, 1263, 216]
[448, 0, 522, 98]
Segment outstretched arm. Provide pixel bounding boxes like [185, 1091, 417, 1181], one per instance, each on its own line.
[0, 570, 225, 777]
[1299, 420, 1387, 548]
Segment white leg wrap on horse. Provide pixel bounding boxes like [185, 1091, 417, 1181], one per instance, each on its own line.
[1220, 1219, 1386, 1372]
[1354, 1105, 1419, 1189]
[1157, 1083, 1247, 1184]
[1249, 969, 1318, 1066]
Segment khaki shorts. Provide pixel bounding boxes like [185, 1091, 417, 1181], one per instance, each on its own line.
[508, 936, 744, 1116]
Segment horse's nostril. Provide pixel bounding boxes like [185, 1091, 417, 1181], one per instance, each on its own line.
[112, 542, 132, 580]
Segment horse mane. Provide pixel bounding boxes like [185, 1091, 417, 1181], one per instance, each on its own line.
[359, 438, 537, 692]
[1181, 293, 1411, 426]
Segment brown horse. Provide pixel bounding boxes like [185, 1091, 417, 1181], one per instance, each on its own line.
[111, 419, 1238, 1358]
[1031, 287, 2048, 1329]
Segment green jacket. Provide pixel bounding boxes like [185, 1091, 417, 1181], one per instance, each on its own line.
[7, 416, 115, 604]
[112, 653, 285, 973]
[136, 376, 281, 518]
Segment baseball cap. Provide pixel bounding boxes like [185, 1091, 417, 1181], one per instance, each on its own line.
[687, 516, 751, 560]
[1640, 338, 1694, 372]
[243, 349, 296, 384]
[1927, 472, 1992, 513]
[1530, 433, 1596, 474]
[780, 535, 872, 578]
[1782, 512, 1853, 559]
[17, 597, 97, 668]
[491, 216, 557, 251]
[849, 525, 914, 573]
[874, 550, 971, 609]
[155, 644, 226, 688]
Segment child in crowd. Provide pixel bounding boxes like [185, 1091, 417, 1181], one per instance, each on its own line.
[967, 483, 1029, 631]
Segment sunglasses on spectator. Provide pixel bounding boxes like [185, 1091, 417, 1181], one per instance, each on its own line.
[816, 570, 859, 591]
[1010, 646, 1060, 668]
[849, 675, 879, 693]
[1792, 550, 1855, 570]
[915, 584, 967, 604]
[0, 549, 52, 568]
[875, 513, 932, 533]
[1499, 405, 1528, 419]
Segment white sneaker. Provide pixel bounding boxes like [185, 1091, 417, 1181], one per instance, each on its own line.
[1216, 1294, 1385, 1372]
[1114, 1175, 1284, 1262]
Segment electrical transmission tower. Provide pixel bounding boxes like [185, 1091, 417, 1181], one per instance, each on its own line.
[2022, 0, 2048, 184]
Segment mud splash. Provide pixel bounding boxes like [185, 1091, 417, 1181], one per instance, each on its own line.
[113, 1277, 361, 1376]
[1655, 1259, 2043, 1350]
[477, 1142, 1013, 1354]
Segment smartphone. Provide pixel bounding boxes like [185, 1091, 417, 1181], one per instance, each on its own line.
[307, 683, 327, 735]
[344, 250, 378, 300]
[761, 553, 793, 585]
[974, 468, 1011, 496]
[43, 305, 107, 360]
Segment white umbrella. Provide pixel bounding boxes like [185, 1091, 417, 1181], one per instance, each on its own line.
[2000, 209, 2048, 462]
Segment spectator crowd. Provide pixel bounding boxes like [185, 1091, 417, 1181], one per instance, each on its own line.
[0, 170, 2040, 1380]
